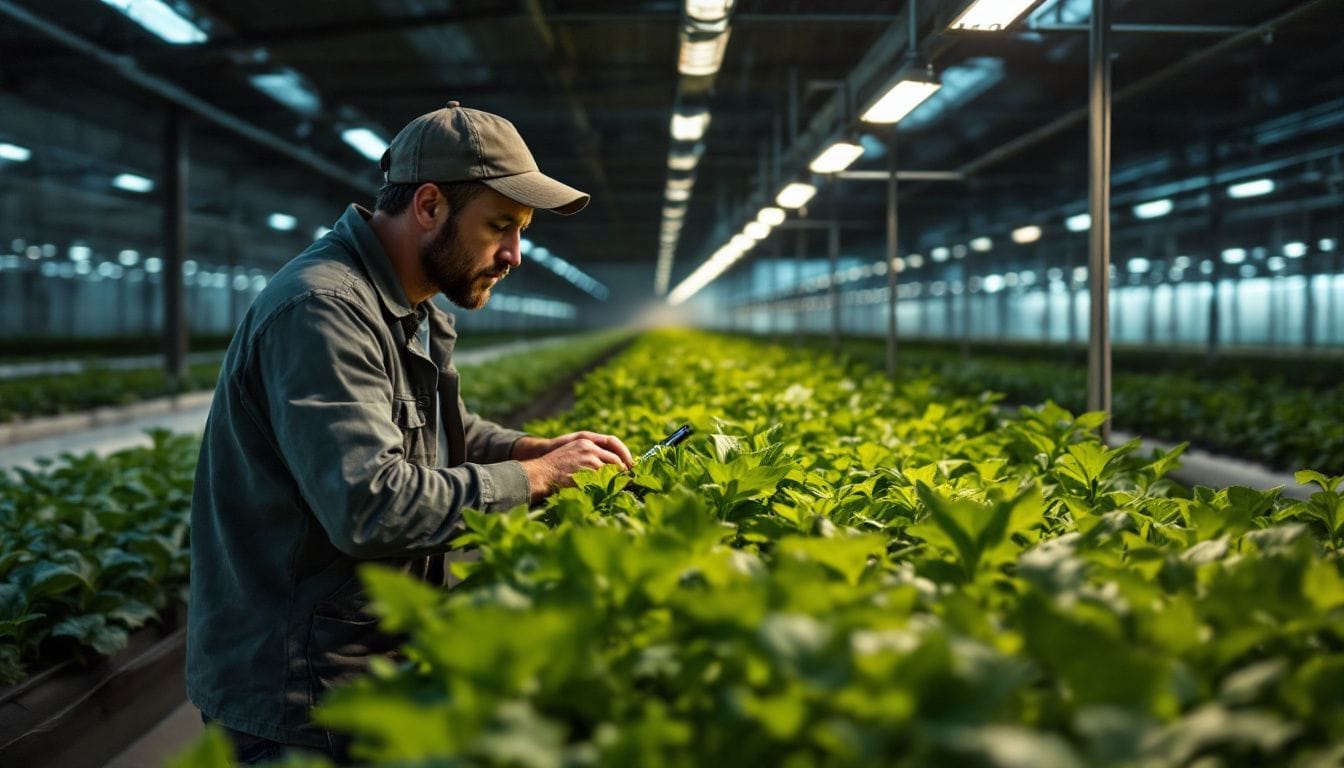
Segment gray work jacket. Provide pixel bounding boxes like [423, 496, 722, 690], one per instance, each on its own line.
[186, 204, 531, 749]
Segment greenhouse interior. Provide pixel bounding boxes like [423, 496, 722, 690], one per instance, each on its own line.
[2, 0, 1343, 766]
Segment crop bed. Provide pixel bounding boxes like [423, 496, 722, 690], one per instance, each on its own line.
[174, 329, 1344, 767]
[0, 332, 629, 693]
[829, 337, 1344, 476]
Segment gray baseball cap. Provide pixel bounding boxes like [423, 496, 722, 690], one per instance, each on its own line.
[380, 101, 590, 215]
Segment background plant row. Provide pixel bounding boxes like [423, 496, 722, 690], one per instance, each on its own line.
[0, 332, 610, 427]
[821, 336, 1344, 475]
[0, 334, 629, 687]
[206, 329, 1344, 768]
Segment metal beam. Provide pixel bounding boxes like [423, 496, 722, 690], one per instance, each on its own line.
[837, 170, 965, 182]
[162, 110, 188, 384]
[886, 129, 900, 379]
[957, 0, 1338, 178]
[1032, 23, 1249, 35]
[521, 0, 618, 222]
[206, 9, 904, 49]
[1086, 0, 1112, 438]
[0, 0, 376, 197]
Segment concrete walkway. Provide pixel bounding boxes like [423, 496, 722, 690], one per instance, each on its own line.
[0, 334, 583, 471]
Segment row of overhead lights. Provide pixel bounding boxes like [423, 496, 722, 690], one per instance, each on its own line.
[753, 260, 1344, 316]
[1, 141, 333, 238]
[3, 140, 607, 303]
[0, 238, 579, 318]
[519, 239, 609, 300]
[672, 166, 1304, 308]
[666, 0, 1044, 304]
[760, 236, 1339, 307]
[89, 1, 390, 164]
[653, 0, 737, 295]
[63, 1, 602, 308]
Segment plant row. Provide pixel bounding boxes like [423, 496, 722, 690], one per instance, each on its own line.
[0, 330, 620, 424]
[827, 337, 1344, 475]
[0, 334, 629, 688]
[180, 329, 1344, 767]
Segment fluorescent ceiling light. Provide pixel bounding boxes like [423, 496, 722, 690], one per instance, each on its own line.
[667, 187, 690, 202]
[1319, 238, 1336, 252]
[1011, 225, 1042, 244]
[757, 207, 786, 226]
[112, 173, 154, 193]
[1227, 178, 1275, 198]
[0, 142, 32, 162]
[1065, 212, 1091, 231]
[861, 79, 941, 124]
[1221, 247, 1246, 264]
[906, 253, 924, 268]
[1133, 198, 1173, 219]
[969, 236, 993, 252]
[931, 247, 950, 262]
[775, 182, 817, 209]
[679, 30, 730, 77]
[99, 0, 207, 44]
[664, 206, 687, 219]
[1283, 241, 1307, 258]
[117, 249, 140, 266]
[268, 213, 298, 231]
[808, 141, 864, 174]
[744, 221, 770, 240]
[730, 234, 753, 252]
[1127, 257, 1150, 273]
[949, 0, 1042, 31]
[340, 128, 388, 161]
[250, 69, 321, 116]
[669, 153, 699, 171]
[667, 177, 694, 191]
[1267, 256, 1287, 272]
[69, 245, 92, 262]
[686, 0, 734, 22]
[671, 111, 711, 142]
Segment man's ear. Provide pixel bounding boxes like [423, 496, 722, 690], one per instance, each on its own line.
[411, 183, 446, 231]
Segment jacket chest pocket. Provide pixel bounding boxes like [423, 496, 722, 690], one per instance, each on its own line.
[392, 395, 430, 464]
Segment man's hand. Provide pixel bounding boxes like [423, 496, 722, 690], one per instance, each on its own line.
[513, 432, 634, 504]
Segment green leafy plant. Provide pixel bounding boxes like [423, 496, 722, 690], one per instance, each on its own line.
[167, 330, 1344, 767]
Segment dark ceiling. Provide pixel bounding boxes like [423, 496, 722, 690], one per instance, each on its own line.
[0, 0, 1341, 307]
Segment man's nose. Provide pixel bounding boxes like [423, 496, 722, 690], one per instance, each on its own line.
[500, 230, 522, 268]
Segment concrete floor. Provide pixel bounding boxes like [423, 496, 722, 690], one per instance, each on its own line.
[102, 700, 203, 768]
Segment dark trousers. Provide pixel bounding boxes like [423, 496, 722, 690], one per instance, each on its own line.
[200, 714, 352, 765]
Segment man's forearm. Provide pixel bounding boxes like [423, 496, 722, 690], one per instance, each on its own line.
[511, 435, 549, 461]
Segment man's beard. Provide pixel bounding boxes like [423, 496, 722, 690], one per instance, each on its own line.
[419, 217, 508, 310]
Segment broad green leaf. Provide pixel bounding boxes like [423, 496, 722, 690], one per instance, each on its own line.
[50, 614, 129, 656]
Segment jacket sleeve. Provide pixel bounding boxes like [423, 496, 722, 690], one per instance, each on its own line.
[251, 293, 530, 559]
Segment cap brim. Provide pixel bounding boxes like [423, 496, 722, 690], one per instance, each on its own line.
[483, 172, 590, 215]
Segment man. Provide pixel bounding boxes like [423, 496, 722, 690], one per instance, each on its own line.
[187, 102, 633, 763]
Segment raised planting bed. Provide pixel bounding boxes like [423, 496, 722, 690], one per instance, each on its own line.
[169, 329, 1344, 767]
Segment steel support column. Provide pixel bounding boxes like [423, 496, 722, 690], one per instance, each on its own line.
[1086, 0, 1113, 439]
[794, 229, 805, 348]
[828, 184, 840, 357]
[162, 109, 188, 384]
[886, 129, 899, 379]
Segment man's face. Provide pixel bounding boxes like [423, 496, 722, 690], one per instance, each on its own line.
[420, 187, 532, 310]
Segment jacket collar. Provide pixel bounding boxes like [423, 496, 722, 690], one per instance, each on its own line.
[335, 204, 416, 321]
